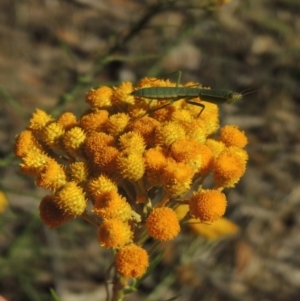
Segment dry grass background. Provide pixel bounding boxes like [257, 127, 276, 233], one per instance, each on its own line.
[1, 0, 300, 300]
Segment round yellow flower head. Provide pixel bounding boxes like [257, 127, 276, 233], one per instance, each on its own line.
[155, 121, 186, 147]
[28, 109, 54, 132]
[98, 219, 133, 249]
[14, 130, 42, 158]
[36, 158, 67, 191]
[189, 189, 227, 222]
[41, 121, 65, 149]
[147, 105, 173, 123]
[39, 195, 74, 228]
[80, 109, 108, 132]
[20, 148, 50, 175]
[111, 82, 135, 108]
[55, 181, 87, 216]
[92, 146, 119, 175]
[218, 125, 248, 148]
[119, 132, 145, 154]
[160, 160, 193, 196]
[198, 102, 220, 136]
[127, 102, 151, 119]
[68, 161, 90, 184]
[146, 207, 180, 241]
[115, 244, 149, 278]
[86, 86, 113, 109]
[144, 146, 168, 186]
[116, 151, 145, 182]
[205, 139, 226, 158]
[84, 132, 115, 157]
[213, 147, 247, 188]
[93, 191, 132, 221]
[87, 175, 118, 198]
[170, 138, 202, 172]
[227, 146, 249, 162]
[181, 120, 206, 144]
[104, 112, 130, 136]
[195, 144, 214, 175]
[127, 116, 159, 147]
[63, 126, 86, 157]
[57, 112, 78, 130]
[169, 108, 193, 123]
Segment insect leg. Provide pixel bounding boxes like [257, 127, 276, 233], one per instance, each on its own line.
[147, 100, 173, 115]
[185, 98, 205, 117]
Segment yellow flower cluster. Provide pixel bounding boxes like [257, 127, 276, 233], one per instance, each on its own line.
[14, 77, 248, 278]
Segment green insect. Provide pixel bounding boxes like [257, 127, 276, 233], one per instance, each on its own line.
[131, 71, 247, 116]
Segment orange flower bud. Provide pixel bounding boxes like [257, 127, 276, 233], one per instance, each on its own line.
[161, 160, 193, 196]
[170, 138, 202, 172]
[80, 110, 108, 132]
[14, 130, 42, 158]
[218, 125, 248, 148]
[57, 112, 78, 130]
[189, 189, 227, 222]
[127, 117, 159, 147]
[84, 132, 115, 158]
[213, 148, 247, 188]
[86, 86, 113, 109]
[93, 191, 132, 222]
[98, 219, 133, 249]
[146, 207, 180, 241]
[39, 195, 73, 228]
[115, 244, 149, 278]
[144, 147, 168, 186]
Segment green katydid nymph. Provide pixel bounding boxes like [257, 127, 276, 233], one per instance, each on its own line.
[131, 71, 252, 116]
